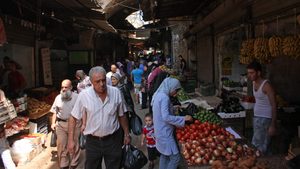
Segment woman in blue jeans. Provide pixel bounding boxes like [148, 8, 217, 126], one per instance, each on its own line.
[151, 77, 193, 169]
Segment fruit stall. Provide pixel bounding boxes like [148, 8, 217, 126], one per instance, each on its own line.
[175, 88, 291, 169]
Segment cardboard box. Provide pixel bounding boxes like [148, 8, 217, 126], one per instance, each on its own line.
[13, 143, 44, 166]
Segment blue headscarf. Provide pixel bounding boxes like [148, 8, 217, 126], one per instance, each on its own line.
[151, 77, 181, 105]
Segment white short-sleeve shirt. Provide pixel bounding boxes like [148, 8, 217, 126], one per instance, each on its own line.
[50, 92, 78, 120]
[71, 85, 127, 137]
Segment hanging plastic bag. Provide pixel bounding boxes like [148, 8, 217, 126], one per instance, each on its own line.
[122, 144, 148, 169]
[179, 102, 197, 116]
[79, 133, 86, 149]
[129, 112, 142, 135]
[50, 130, 57, 147]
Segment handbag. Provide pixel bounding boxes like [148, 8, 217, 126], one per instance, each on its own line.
[122, 144, 148, 169]
[129, 112, 143, 135]
[50, 130, 57, 147]
[79, 133, 86, 149]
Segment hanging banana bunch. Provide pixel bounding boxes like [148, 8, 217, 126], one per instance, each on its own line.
[254, 37, 271, 64]
[268, 36, 282, 58]
[297, 35, 300, 59]
[239, 39, 254, 64]
[282, 35, 300, 59]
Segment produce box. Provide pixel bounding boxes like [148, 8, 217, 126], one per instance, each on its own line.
[11, 138, 44, 166]
[218, 111, 246, 119]
[181, 99, 213, 110]
[222, 86, 242, 91]
[240, 101, 255, 110]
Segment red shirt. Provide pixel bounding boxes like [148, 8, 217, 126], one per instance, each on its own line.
[8, 71, 26, 92]
[143, 125, 156, 148]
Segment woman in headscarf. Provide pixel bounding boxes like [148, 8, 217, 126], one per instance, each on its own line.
[151, 77, 193, 169]
[111, 73, 134, 113]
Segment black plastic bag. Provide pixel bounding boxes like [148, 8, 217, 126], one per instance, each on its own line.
[180, 102, 197, 116]
[122, 144, 148, 169]
[79, 133, 86, 149]
[129, 112, 143, 135]
[170, 96, 181, 106]
[50, 130, 57, 147]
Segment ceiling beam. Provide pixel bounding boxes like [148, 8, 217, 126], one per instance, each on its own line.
[53, 0, 103, 29]
[193, 0, 211, 14]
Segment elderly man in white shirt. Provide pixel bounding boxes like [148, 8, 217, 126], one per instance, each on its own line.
[75, 70, 91, 93]
[50, 79, 80, 169]
[67, 66, 131, 169]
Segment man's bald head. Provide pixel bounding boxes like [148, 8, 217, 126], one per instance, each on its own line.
[61, 79, 72, 92]
[61, 79, 72, 100]
[111, 64, 117, 73]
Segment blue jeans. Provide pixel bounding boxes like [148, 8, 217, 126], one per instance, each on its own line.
[252, 116, 272, 154]
[159, 153, 181, 169]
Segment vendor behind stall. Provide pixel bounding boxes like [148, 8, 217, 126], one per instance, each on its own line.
[6, 60, 27, 98]
[0, 89, 17, 169]
[247, 61, 277, 155]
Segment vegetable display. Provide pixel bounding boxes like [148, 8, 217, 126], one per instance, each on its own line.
[212, 156, 270, 169]
[177, 89, 190, 102]
[176, 121, 257, 166]
[221, 97, 244, 113]
[192, 109, 222, 125]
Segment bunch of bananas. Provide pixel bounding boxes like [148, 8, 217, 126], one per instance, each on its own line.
[282, 35, 300, 59]
[254, 37, 271, 64]
[240, 39, 254, 64]
[268, 36, 282, 58]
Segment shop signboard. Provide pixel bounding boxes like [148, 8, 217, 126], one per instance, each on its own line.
[41, 48, 52, 85]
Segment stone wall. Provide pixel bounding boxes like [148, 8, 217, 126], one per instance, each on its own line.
[171, 23, 189, 71]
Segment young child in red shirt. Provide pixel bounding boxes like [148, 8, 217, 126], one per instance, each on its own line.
[141, 113, 159, 169]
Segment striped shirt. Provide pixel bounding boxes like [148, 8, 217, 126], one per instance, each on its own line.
[71, 86, 127, 137]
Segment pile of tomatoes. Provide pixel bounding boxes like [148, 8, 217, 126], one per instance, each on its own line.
[176, 120, 233, 142]
[176, 120, 255, 166]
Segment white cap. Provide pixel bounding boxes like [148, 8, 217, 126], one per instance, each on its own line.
[147, 62, 153, 66]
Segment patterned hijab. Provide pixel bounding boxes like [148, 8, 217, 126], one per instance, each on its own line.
[151, 77, 181, 105]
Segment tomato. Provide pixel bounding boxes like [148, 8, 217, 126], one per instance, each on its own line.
[206, 126, 212, 131]
[185, 133, 191, 138]
[194, 120, 200, 124]
[198, 133, 204, 139]
[211, 130, 217, 136]
[204, 130, 209, 137]
[191, 124, 196, 130]
[176, 133, 182, 139]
